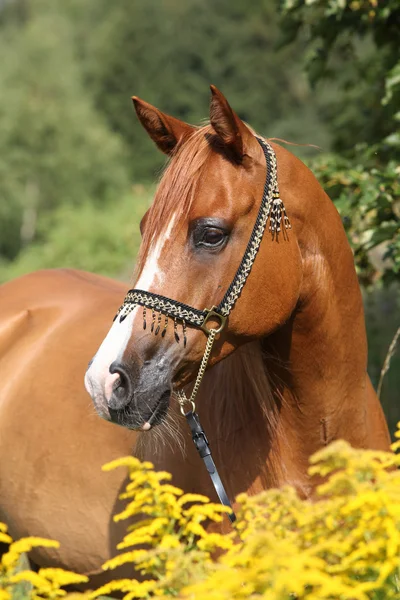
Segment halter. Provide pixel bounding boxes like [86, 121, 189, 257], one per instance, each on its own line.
[114, 138, 291, 522]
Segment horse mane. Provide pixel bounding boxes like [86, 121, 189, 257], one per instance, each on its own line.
[136, 124, 215, 276]
[138, 340, 285, 489]
[201, 340, 285, 487]
[202, 341, 278, 440]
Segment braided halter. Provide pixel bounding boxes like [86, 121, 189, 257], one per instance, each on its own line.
[114, 137, 291, 521]
[115, 138, 290, 331]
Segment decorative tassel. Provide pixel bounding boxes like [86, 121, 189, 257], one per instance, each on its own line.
[269, 192, 291, 235]
[182, 320, 187, 348]
[162, 316, 168, 337]
[113, 304, 124, 322]
[282, 206, 291, 230]
[155, 312, 162, 335]
[119, 303, 136, 323]
[174, 318, 180, 343]
[151, 309, 156, 333]
[143, 307, 147, 330]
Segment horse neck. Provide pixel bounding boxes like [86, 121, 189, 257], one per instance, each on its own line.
[195, 160, 389, 499]
[275, 160, 389, 463]
[138, 151, 390, 500]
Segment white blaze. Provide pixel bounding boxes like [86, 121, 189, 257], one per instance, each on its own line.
[85, 212, 177, 405]
[135, 213, 177, 290]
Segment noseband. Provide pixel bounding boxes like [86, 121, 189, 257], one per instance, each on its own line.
[115, 138, 291, 522]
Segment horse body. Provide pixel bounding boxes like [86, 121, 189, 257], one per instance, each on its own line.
[0, 86, 391, 577]
[0, 269, 138, 578]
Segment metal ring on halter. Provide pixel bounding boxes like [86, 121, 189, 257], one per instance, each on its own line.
[179, 398, 196, 416]
[200, 307, 226, 336]
[177, 390, 196, 414]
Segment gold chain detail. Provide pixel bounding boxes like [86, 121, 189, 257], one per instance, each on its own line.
[177, 328, 217, 414]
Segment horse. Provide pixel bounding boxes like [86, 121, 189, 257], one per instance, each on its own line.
[0, 86, 390, 581]
[85, 85, 390, 461]
[0, 269, 141, 584]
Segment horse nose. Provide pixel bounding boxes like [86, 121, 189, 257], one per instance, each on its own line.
[106, 361, 133, 410]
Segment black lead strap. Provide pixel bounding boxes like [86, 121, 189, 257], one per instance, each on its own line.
[185, 410, 236, 523]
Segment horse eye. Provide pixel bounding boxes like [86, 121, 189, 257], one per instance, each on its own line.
[202, 228, 225, 246]
[191, 219, 229, 251]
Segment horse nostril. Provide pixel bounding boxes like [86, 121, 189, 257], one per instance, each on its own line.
[113, 379, 126, 399]
[108, 361, 132, 410]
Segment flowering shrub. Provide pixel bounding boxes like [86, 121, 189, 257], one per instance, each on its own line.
[92, 428, 400, 599]
[89, 459, 234, 599]
[0, 527, 87, 599]
[2, 427, 400, 599]
[184, 440, 400, 599]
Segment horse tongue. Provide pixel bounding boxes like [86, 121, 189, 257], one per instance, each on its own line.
[141, 422, 152, 431]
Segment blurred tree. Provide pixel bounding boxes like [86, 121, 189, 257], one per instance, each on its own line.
[0, 0, 130, 262]
[60, 0, 331, 178]
[281, 0, 400, 285]
[0, 0, 333, 263]
[0, 188, 152, 284]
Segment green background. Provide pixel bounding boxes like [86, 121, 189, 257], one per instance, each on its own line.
[0, 0, 398, 434]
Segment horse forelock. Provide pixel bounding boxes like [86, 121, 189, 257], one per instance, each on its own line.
[135, 124, 215, 278]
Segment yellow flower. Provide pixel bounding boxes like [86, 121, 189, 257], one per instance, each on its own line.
[5, 421, 400, 600]
[2, 537, 59, 570]
[37, 568, 88, 587]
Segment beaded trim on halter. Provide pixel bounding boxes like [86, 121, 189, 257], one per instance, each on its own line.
[114, 138, 291, 340]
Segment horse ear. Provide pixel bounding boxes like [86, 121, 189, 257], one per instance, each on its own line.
[132, 97, 194, 155]
[209, 85, 255, 162]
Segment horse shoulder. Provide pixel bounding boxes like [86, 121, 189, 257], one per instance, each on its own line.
[0, 269, 138, 578]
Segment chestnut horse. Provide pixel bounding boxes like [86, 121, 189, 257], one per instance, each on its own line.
[0, 86, 390, 580]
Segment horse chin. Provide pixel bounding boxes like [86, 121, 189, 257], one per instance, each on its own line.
[108, 390, 171, 431]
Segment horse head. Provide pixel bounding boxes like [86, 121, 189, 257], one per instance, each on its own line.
[85, 86, 303, 430]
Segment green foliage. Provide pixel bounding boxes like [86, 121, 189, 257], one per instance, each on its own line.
[62, 0, 331, 179]
[0, 0, 331, 266]
[280, 0, 399, 148]
[311, 150, 400, 285]
[0, 0, 130, 262]
[0, 187, 151, 284]
[281, 0, 400, 285]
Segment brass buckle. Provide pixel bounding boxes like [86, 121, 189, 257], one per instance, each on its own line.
[200, 306, 226, 336]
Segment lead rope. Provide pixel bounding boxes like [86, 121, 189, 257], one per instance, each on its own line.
[176, 328, 236, 523]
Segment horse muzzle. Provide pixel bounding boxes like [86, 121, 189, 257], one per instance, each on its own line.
[85, 356, 172, 430]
